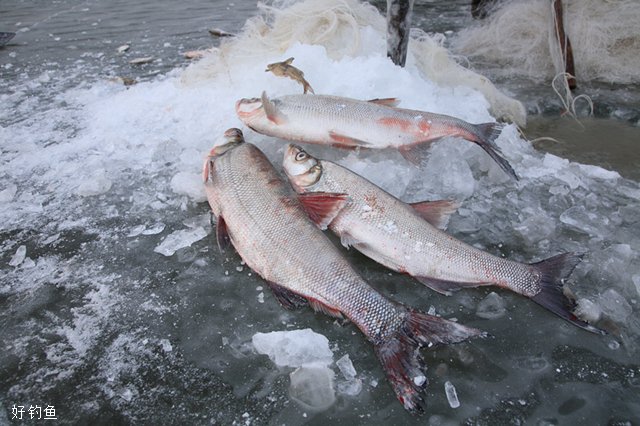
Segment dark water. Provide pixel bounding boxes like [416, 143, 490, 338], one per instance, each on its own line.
[1, 1, 639, 425]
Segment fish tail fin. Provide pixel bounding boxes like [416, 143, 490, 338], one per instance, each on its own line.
[373, 309, 486, 413]
[530, 253, 606, 335]
[472, 122, 519, 180]
[303, 81, 315, 94]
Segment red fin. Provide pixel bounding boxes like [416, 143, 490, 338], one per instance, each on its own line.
[414, 275, 490, 296]
[374, 307, 486, 413]
[261, 91, 286, 125]
[266, 281, 308, 310]
[298, 192, 349, 230]
[409, 199, 460, 230]
[367, 97, 400, 107]
[216, 215, 231, 252]
[328, 131, 369, 149]
[308, 298, 344, 319]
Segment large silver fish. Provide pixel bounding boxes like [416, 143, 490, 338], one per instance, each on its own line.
[203, 128, 485, 413]
[236, 92, 517, 179]
[282, 144, 604, 334]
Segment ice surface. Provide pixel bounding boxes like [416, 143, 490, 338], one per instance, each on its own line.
[252, 329, 334, 368]
[444, 380, 460, 408]
[289, 366, 336, 411]
[2, 0, 640, 423]
[475, 292, 506, 319]
[153, 227, 208, 257]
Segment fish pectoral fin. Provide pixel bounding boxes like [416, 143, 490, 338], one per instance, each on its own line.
[308, 297, 344, 319]
[367, 97, 400, 107]
[339, 231, 362, 250]
[261, 91, 287, 125]
[414, 276, 489, 296]
[409, 199, 460, 230]
[266, 281, 309, 310]
[398, 144, 430, 166]
[216, 215, 232, 253]
[328, 131, 370, 150]
[298, 192, 349, 230]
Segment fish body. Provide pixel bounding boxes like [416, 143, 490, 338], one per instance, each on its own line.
[203, 129, 484, 412]
[265, 57, 315, 94]
[283, 144, 604, 334]
[237, 92, 516, 179]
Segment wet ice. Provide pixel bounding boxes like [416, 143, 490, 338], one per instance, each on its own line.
[252, 329, 334, 368]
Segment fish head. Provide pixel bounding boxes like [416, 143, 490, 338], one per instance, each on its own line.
[282, 144, 322, 192]
[235, 97, 265, 125]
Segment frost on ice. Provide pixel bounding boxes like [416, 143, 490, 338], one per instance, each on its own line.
[475, 292, 506, 319]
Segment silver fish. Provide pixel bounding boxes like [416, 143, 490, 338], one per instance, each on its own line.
[203, 128, 485, 413]
[236, 92, 517, 179]
[283, 144, 604, 334]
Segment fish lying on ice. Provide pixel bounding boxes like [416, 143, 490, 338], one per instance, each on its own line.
[236, 92, 517, 179]
[265, 57, 315, 94]
[282, 144, 604, 334]
[203, 128, 486, 413]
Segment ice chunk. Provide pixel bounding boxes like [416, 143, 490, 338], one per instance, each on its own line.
[337, 378, 362, 396]
[413, 375, 426, 386]
[252, 329, 333, 368]
[577, 164, 620, 180]
[444, 380, 460, 408]
[598, 289, 632, 322]
[633, 275, 640, 297]
[574, 298, 602, 323]
[336, 354, 357, 380]
[153, 227, 208, 257]
[0, 183, 17, 202]
[560, 206, 607, 237]
[159, 339, 173, 352]
[9, 245, 27, 267]
[141, 223, 166, 235]
[127, 225, 146, 237]
[170, 172, 206, 202]
[289, 366, 335, 411]
[475, 292, 506, 319]
[76, 171, 112, 196]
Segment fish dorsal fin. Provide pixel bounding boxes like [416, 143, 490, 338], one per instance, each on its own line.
[261, 91, 287, 125]
[409, 200, 460, 230]
[308, 297, 344, 319]
[266, 281, 308, 310]
[216, 215, 232, 252]
[283, 57, 294, 65]
[298, 192, 349, 230]
[328, 131, 370, 150]
[367, 97, 400, 107]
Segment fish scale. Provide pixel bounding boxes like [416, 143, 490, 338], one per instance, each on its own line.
[204, 131, 485, 412]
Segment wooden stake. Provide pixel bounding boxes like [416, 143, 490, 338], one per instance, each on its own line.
[553, 0, 577, 89]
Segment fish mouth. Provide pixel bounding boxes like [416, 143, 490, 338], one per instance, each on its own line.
[235, 97, 263, 120]
[210, 128, 245, 157]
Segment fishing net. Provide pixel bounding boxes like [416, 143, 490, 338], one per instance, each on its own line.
[181, 0, 526, 125]
[452, 0, 640, 84]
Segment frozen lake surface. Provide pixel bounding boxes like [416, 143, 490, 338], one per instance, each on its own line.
[1, 0, 639, 424]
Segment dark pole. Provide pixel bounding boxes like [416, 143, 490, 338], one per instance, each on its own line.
[553, 0, 576, 89]
[386, 0, 415, 67]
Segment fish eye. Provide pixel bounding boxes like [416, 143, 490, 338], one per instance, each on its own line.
[295, 152, 307, 161]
